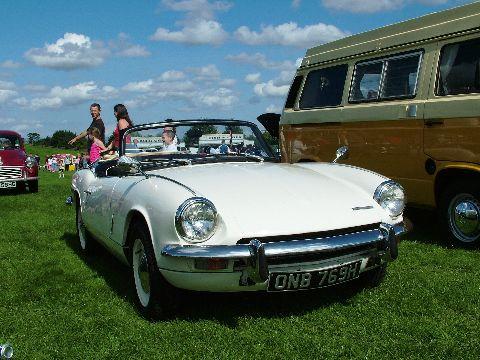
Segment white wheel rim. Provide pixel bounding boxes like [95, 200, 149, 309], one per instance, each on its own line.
[77, 207, 87, 250]
[133, 238, 150, 307]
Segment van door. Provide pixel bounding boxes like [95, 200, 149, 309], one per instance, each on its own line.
[341, 50, 428, 202]
[424, 36, 480, 164]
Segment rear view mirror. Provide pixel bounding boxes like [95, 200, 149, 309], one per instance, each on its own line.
[257, 113, 280, 138]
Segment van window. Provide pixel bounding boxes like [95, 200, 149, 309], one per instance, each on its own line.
[285, 75, 303, 109]
[299, 64, 348, 109]
[350, 52, 422, 102]
[436, 38, 480, 96]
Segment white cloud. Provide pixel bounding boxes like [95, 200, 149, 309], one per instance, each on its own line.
[0, 90, 17, 103]
[322, 0, 403, 13]
[254, 81, 290, 97]
[0, 81, 16, 90]
[219, 78, 236, 87]
[291, 0, 301, 8]
[0, 117, 43, 135]
[245, 73, 261, 83]
[24, 84, 48, 92]
[159, 70, 185, 81]
[0, 60, 21, 69]
[235, 22, 348, 48]
[25, 33, 109, 70]
[266, 104, 282, 113]
[189, 64, 221, 80]
[14, 81, 117, 110]
[161, 0, 233, 20]
[197, 87, 237, 107]
[226, 52, 296, 71]
[123, 79, 154, 92]
[110, 33, 150, 58]
[150, 19, 228, 45]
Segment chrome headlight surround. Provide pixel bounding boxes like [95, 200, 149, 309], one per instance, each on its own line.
[374, 180, 406, 218]
[25, 156, 36, 168]
[175, 197, 218, 243]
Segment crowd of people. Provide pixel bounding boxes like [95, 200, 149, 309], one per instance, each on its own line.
[44, 154, 89, 177]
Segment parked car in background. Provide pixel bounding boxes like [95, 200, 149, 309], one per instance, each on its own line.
[0, 130, 38, 192]
[72, 119, 408, 318]
[262, 2, 480, 246]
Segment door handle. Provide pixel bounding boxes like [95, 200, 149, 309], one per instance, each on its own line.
[425, 119, 444, 126]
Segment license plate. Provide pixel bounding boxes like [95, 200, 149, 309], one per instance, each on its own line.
[0, 181, 16, 189]
[267, 260, 362, 292]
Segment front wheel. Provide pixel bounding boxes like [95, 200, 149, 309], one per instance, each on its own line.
[439, 181, 480, 247]
[28, 180, 38, 193]
[130, 222, 175, 319]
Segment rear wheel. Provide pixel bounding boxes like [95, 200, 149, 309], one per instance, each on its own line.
[75, 199, 95, 253]
[439, 180, 480, 247]
[130, 221, 175, 319]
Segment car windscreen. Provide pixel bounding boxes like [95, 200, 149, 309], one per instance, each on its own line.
[0, 135, 21, 150]
[123, 122, 276, 164]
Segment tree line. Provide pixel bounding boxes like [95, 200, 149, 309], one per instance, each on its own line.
[27, 131, 115, 151]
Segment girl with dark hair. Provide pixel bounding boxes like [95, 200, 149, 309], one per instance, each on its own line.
[106, 104, 134, 154]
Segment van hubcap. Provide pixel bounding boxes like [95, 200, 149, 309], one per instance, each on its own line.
[449, 194, 480, 242]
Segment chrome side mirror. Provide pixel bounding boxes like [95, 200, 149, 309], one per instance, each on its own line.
[332, 145, 349, 163]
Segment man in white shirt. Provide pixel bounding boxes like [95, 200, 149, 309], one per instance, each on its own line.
[162, 130, 178, 152]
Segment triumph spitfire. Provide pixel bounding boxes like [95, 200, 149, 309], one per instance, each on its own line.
[71, 119, 407, 318]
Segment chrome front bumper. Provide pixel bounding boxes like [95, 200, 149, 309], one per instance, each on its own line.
[161, 222, 408, 286]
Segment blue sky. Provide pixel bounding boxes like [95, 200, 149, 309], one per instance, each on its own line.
[0, 0, 472, 137]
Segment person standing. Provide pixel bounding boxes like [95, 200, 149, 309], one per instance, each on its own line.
[105, 104, 133, 155]
[68, 103, 105, 155]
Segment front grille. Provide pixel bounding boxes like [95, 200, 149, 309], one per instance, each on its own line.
[236, 223, 381, 245]
[0, 166, 23, 180]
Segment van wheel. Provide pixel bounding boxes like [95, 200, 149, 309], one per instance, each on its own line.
[130, 221, 176, 319]
[439, 181, 480, 247]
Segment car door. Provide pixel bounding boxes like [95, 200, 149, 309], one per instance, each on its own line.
[81, 172, 121, 242]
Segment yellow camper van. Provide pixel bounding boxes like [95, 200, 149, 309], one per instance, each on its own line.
[273, 2, 480, 246]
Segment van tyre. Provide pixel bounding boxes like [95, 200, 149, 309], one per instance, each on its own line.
[75, 199, 95, 254]
[130, 221, 176, 319]
[439, 180, 480, 247]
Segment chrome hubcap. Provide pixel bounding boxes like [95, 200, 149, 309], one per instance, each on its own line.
[133, 239, 150, 306]
[449, 194, 480, 243]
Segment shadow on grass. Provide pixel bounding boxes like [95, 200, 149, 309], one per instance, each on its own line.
[0, 186, 34, 197]
[62, 231, 367, 326]
[404, 207, 455, 249]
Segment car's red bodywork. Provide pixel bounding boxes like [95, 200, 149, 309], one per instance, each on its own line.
[0, 130, 39, 192]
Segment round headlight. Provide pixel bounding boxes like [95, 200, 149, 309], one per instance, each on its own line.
[25, 156, 36, 168]
[175, 197, 217, 243]
[373, 180, 405, 218]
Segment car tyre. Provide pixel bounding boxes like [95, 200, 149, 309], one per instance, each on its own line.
[130, 221, 176, 319]
[75, 199, 95, 254]
[439, 180, 480, 247]
[28, 180, 38, 193]
[358, 263, 387, 288]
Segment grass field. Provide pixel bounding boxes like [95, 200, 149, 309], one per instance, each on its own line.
[1, 145, 479, 359]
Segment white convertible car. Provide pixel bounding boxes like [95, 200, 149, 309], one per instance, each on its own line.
[72, 120, 408, 318]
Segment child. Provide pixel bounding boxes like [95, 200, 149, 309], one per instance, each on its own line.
[88, 127, 107, 169]
[58, 158, 65, 178]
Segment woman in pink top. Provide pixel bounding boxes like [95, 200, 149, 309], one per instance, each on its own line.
[88, 127, 107, 165]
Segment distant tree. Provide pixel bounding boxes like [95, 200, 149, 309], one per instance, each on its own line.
[27, 132, 40, 145]
[262, 131, 279, 146]
[223, 125, 243, 134]
[50, 130, 76, 149]
[183, 124, 218, 147]
[39, 136, 51, 146]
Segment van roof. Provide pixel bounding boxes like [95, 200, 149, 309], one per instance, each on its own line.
[302, 1, 480, 67]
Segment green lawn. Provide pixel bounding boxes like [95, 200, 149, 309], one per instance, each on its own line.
[1, 145, 479, 359]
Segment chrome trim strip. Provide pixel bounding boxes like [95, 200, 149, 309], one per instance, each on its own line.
[162, 228, 386, 259]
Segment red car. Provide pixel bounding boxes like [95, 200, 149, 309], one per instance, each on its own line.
[0, 130, 38, 192]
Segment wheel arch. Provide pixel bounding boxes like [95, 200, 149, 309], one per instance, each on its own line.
[434, 166, 480, 206]
[123, 208, 152, 265]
